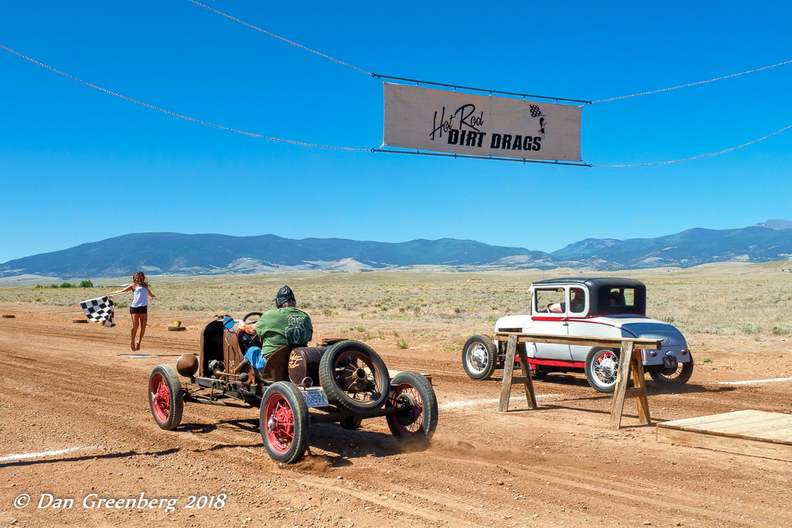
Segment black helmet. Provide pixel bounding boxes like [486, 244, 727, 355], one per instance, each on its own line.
[275, 285, 296, 308]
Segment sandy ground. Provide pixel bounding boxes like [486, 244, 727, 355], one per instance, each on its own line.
[2, 304, 792, 528]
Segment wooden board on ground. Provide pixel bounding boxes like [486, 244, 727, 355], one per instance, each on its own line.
[657, 410, 792, 461]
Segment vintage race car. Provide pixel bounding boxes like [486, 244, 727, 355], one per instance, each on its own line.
[148, 312, 437, 463]
[462, 277, 693, 392]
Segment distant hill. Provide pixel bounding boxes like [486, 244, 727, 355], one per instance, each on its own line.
[1, 220, 791, 279]
[0, 233, 549, 278]
[551, 224, 792, 270]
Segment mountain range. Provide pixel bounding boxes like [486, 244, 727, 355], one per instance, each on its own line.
[2, 220, 791, 279]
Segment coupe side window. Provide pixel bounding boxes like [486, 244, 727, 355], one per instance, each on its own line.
[535, 289, 564, 313]
[570, 288, 585, 313]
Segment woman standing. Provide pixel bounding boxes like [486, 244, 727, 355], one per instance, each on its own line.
[107, 271, 155, 351]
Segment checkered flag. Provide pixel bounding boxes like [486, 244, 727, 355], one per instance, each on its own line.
[80, 296, 115, 327]
[529, 104, 543, 118]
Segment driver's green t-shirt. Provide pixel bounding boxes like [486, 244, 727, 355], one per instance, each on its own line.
[253, 306, 313, 357]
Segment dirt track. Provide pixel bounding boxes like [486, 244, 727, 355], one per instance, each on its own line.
[2, 304, 792, 528]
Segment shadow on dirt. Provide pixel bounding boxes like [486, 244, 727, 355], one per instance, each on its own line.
[180, 416, 425, 465]
[0, 448, 179, 469]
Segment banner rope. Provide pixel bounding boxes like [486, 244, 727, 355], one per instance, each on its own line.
[0, 44, 370, 152]
[592, 125, 792, 167]
[592, 59, 792, 104]
[186, 0, 373, 77]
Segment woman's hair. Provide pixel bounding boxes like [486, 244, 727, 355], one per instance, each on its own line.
[133, 271, 150, 289]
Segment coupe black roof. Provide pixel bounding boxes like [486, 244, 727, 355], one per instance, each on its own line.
[532, 277, 645, 289]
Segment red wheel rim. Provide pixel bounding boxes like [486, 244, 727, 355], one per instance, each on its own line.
[150, 373, 171, 422]
[390, 383, 423, 435]
[264, 394, 295, 453]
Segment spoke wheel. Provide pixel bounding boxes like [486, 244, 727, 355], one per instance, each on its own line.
[461, 335, 497, 380]
[386, 372, 438, 445]
[319, 341, 390, 414]
[585, 348, 620, 393]
[149, 364, 184, 430]
[260, 382, 309, 464]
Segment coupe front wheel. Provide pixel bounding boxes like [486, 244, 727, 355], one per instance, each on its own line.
[584, 348, 620, 393]
[462, 335, 497, 380]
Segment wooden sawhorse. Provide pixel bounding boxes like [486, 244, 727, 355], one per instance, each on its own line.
[494, 333, 661, 428]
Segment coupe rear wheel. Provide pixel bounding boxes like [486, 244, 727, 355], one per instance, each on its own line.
[649, 354, 694, 386]
[585, 348, 620, 393]
[462, 335, 497, 380]
[260, 382, 309, 464]
[149, 364, 184, 430]
[386, 372, 438, 445]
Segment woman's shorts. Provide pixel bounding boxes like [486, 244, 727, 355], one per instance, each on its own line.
[130, 306, 148, 315]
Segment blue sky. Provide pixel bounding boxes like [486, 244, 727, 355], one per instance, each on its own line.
[1, 0, 790, 264]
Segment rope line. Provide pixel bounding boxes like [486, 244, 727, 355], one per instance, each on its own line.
[0, 44, 369, 151]
[593, 59, 792, 103]
[593, 124, 792, 167]
[186, 0, 372, 76]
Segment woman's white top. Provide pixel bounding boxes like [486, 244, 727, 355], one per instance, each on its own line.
[131, 285, 149, 307]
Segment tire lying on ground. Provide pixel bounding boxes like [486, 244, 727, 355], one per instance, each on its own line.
[318, 340, 390, 414]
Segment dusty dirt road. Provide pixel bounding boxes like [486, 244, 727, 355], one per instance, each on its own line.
[2, 304, 792, 528]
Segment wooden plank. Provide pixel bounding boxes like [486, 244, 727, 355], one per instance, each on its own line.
[495, 332, 661, 350]
[658, 409, 758, 429]
[662, 410, 788, 432]
[657, 426, 792, 462]
[705, 415, 792, 435]
[498, 335, 518, 412]
[516, 339, 538, 409]
[609, 341, 634, 429]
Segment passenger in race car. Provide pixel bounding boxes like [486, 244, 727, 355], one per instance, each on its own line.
[235, 285, 313, 376]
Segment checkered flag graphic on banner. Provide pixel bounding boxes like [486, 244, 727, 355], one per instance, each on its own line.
[80, 296, 115, 327]
[529, 104, 543, 118]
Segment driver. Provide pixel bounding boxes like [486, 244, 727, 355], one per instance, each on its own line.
[236, 285, 313, 376]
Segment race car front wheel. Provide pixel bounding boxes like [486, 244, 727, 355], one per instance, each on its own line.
[149, 364, 184, 430]
[386, 371, 438, 445]
[260, 382, 309, 464]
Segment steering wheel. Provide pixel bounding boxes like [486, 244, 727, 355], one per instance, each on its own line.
[242, 312, 262, 324]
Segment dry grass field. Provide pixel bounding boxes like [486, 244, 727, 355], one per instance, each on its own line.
[2, 262, 792, 528]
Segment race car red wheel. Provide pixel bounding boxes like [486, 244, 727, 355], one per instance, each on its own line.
[386, 372, 438, 444]
[319, 341, 390, 414]
[149, 364, 184, 430]
[260, 382, 309, 464]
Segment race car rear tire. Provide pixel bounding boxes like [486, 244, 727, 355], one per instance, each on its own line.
[462, 335, 497, 380]
[318, 340, 390, 414]
[386, 372, 438, 444]
[260, 382, 309, 464]
[149, 364, 184, 430]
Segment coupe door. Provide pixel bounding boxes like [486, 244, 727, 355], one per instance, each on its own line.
[530, 287, 572, 360]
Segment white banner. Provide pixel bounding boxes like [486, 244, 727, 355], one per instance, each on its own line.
[383, 83, 582, 162]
